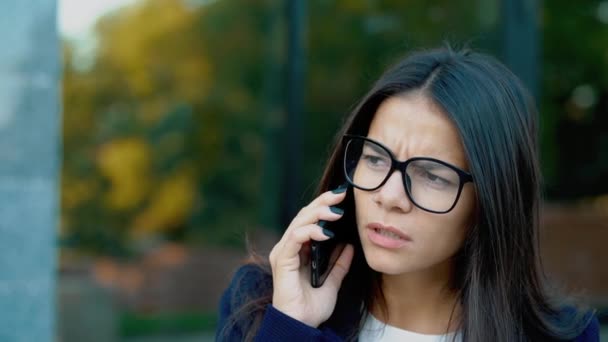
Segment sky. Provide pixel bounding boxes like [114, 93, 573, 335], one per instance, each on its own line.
[58, 0, 139, 39]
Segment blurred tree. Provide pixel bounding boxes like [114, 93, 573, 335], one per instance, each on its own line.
[61, 0, 608, 257]
[541, 0, 608, 199]
[62, 0, 275, 255]
[62, 0, 217, 255]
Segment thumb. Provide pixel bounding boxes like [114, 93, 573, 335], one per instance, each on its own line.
[324, 244, 354, 291]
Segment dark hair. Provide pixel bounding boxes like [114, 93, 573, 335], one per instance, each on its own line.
[218, 46, 594, 341]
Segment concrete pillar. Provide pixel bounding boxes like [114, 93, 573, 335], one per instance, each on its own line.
[0, 0, 60, 340]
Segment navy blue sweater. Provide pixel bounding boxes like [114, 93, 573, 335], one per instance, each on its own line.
[215, 264, 600, 341]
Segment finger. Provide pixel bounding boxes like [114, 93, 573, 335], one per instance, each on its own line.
[288, 204, 344, 233]
[277, 224, 333, 263]
[307, 187, 348, 209]
[323, 244, 354, 291]
[283, 187, 347, 234]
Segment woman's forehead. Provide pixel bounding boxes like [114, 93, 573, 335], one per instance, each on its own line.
[367, 95, 469, 169]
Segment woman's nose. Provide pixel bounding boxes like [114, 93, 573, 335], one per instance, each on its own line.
[373, 170, 414, 213]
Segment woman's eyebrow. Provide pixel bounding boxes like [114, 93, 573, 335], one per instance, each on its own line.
[364, 141, 387, 155]
[415, 160, 441, 169]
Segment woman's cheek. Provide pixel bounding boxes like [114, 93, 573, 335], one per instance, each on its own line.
[418, 227, 465, 260]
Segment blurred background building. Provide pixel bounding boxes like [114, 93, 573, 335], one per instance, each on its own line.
[6, 0, 604, 340]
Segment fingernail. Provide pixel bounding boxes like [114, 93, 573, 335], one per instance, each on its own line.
[332, 186, 347, 194]
[322, 228, 335, 238]
[329, 206, 344, 215]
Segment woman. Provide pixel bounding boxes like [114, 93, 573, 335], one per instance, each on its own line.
[215, 46, 600, 341]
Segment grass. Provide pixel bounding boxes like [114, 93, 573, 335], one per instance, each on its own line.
[120, 311, 218, 337]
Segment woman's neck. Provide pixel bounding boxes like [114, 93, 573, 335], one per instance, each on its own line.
[370, 259, 461, 335]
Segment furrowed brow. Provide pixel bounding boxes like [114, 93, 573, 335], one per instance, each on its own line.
[364, 141, 387, 155]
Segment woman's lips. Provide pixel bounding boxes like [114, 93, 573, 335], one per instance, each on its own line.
[366, 223, 411, 249]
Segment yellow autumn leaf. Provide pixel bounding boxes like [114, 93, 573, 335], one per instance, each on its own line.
[130, 165, 197, 238]
[97, 137, 151, 210]
[62, 178, 100, 210]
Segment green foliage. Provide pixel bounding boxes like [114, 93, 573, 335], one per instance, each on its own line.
[119, 311, 217, 336]
[61, 0, 608, 256]
[541, 0, 608, 198]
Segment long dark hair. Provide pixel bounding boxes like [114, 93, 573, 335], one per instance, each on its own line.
[217, 46, 594, 341]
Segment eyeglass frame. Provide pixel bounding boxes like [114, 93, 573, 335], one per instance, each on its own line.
[342, 134, 475, 214]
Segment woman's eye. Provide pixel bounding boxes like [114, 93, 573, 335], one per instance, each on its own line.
[362, 154, 387, 167]
[425, 171, 449, 185]
[413, 167, 450, 186]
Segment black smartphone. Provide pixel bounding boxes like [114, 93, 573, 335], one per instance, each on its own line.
[310, 183, 351, 288]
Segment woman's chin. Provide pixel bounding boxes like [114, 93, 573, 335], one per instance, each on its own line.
[363, 249, 410, 275]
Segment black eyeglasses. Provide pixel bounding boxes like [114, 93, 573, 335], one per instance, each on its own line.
[342, 134, 474, 214]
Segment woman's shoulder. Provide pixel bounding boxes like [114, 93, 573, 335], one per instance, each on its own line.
[571, 309, 600, 342]
[229, 263, 271, 287]
[551, 306, 600, 341]
[216, 262, 273, 341]
[221, 262, 273, 308]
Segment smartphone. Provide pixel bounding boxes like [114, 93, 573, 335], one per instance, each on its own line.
[310, 183, 351, 288]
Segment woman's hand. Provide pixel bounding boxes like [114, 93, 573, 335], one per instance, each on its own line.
[269, 187, 355, 328]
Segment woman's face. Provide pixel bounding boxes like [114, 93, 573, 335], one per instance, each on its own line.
[353, 93, 476, 276]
